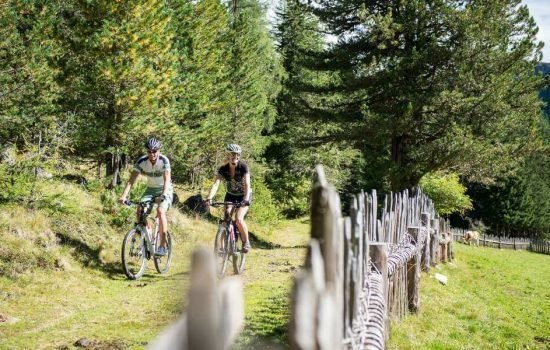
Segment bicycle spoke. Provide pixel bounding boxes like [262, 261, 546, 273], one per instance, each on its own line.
[154, 232, 173, 274]
[122, 229, 147, 280]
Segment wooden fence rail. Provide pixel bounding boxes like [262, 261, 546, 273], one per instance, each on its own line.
[290, 166, 453, 349]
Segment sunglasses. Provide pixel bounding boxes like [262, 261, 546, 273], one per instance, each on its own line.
[147, 149, 159, 154]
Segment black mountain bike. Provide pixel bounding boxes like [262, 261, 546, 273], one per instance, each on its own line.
[210, 201, 248, 278]
[121, 198, 173, 280]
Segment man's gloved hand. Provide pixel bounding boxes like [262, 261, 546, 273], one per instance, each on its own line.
[241, 200, 250, 207]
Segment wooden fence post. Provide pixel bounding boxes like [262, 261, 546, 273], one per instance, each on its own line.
[430, 218, 439, 266]
[290, 240, 325, 350]
[369, 243, 389, 341]
[350, 196, 363, 323]
[448, 231, 454, 261]
[343, 217, 353, 338]
[308, 165, 343, 348]
[421, 212, 431, 272]
[187, 246, 221, 350]
[407, 227, 421, 313]
[150, 246, 244, 350]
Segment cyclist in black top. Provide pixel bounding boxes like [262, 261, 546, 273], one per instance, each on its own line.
[205, 144, 252, 253]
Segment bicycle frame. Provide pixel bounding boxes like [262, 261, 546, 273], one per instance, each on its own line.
[128, 200, 159, 258]
[212, 202, 245, 248]
[211, 201, 248, 277]
[122, 197, 173, 280]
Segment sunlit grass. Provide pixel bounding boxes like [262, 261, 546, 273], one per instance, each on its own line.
[0, 180, 309, 349]
[388, 244, 550, 350]
[6, 180, 546, 349]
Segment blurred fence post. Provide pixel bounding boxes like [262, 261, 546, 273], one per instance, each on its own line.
[149, 246, 244, 350]
[407, 227, 421, 313]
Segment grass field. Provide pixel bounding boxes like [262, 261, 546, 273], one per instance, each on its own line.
[1, 183, 548, 349]
[388, 244, 550, 350]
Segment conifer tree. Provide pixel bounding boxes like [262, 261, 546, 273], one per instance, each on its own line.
[57, 0, 178, 185]
[168, 0, 233, 184]
[297, 0, 545, 191]
[0, 1, 63, 149]
[266, 0, 358, 215]
[226, 0, 282, 158]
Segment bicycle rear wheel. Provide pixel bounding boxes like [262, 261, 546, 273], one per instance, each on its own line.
[214, 227, 230, 278]
[154, 232, 173, 274]
[122, 228, 146, 280]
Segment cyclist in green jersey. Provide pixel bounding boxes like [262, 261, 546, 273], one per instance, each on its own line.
[118, 137, 173, 256]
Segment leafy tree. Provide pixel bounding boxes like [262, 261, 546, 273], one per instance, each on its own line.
[0, 1, 64, 150]
[56, 0, 178, 186]
[419, 172, 472, 216]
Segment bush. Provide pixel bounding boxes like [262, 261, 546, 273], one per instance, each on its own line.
[419, 172, 472, 216]
[248, 179, 281, 225]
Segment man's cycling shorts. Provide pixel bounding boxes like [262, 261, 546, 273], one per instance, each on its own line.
[140, 186, 173, 211]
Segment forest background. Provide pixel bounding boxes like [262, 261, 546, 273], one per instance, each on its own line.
[1, 0, 549, 237]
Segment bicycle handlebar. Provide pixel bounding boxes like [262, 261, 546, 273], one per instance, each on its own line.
[123, 196, 161, 207]
[209, 201, 249, 208]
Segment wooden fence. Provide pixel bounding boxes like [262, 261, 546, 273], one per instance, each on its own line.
[529, 238, 550, 254]
[289, 166, 453, 349]
[452, 230, 550, 254]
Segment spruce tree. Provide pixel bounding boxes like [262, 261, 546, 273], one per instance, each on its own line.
[266, 0, 358, 215]
[297, 0, 545, 191]
[226, 0, 282, 158]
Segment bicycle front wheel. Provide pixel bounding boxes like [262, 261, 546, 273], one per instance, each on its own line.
[232, 251, 246, 275]
[122, 228, 146, 280]
[154, 231, 173, 274]
[214, 227, 230, 278]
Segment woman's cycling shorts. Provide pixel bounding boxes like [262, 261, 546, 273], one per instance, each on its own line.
[224, 192, 252, 205]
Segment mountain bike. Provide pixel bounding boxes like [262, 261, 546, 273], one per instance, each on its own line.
[210, 201, 248, 278]
[121, 198, 173, 280]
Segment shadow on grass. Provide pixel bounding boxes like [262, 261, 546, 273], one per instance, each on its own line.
[57, 231, 192, 281]
[54, 232, 138, 279]
[249, 231, 282, 250]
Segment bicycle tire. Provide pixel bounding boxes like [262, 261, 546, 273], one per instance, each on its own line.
[214, 226, 230, 278]
[232, 251, 246, 274]
[122, 228, 147, 280]
[154, 231, 173, 274]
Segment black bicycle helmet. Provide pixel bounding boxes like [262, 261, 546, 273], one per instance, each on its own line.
[225, 143, 242, 154]
[145, 137, 161, 150]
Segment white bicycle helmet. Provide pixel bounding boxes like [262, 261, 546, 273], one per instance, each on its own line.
[145, 137, 161, 150]
[225, 143, 242, 154]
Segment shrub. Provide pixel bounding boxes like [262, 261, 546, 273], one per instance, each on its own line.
[419, 172, 472, 216]
[248, 179, 281, 225]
